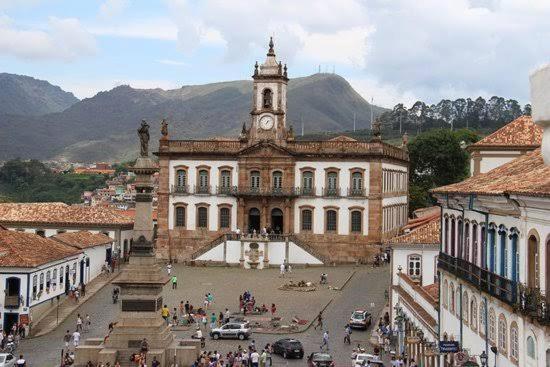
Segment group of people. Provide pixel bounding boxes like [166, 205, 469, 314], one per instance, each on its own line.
[68, 282, 86, 303]
[192, 342, 273, 367]
[0, 322, 26, 352]
[233, 225, 282, 240]
[161, 296, 222, 328]
[373, 250, 391, 267]
[239, 291, 276, 317]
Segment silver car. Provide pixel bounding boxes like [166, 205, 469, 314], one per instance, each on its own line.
[210, 322, 251, 340]
[0, 354, 16, 367]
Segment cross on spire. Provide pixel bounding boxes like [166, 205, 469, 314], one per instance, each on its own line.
[267, 36, 275, 56]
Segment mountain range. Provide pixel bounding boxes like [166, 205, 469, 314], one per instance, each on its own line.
[0, 73, 385, 162]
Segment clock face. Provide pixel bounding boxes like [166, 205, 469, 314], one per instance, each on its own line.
[259, 115, 274, 130]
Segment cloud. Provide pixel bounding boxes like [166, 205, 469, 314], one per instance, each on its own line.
[0, 16, 97, 61]
[89, 17, 178, 40]
[99, 0, 129, 19]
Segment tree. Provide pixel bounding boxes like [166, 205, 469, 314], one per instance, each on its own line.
[408, 129, 480, 212]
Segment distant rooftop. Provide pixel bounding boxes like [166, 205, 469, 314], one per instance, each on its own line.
[52, 231, 113, 250]
[388, 210, 440, 246]
[468, 115, 542, 150]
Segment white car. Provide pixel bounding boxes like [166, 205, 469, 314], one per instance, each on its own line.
[0, 353, 16, 367]
[352, 353, 385, 367]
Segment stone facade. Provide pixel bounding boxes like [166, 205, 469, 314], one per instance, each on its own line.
[155, 40, 409, 264]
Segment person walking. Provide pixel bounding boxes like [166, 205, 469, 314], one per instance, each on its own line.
[171, 275, 178, 290]
[320, 330, 329, 351]
[344, 324, 352, 344]
[15, 355, 26, 367]
[250, 349, 259, 367]
[85, 314, 91, 333]
[279, 263, 285, 278]
[270, 303, 276, 316]
[314, 311, 323, 330]
[259, 348, 267, 367]
[184, 300, 190, 315]
[161, 305, 170, 324]
[76, 314, 83, 332]
[210, 313, 217, 330]
[166, 263, 172, 275]
[63, 330, 71, 350]
[72, 329, 81, 348]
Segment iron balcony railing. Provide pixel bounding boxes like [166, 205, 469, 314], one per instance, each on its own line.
[298, 186, 316, 196]
[229, 186, 299, 197]
[438, 251, 518, 306]
[517, 285, 550, 325]
[322, 187, 341, 197]
[194, 185, 211, 195]
[347, 188, 367, 197]
[171, 184, 189, 195]
[4, 295, 20, 309]
[216, 186, 234, 195]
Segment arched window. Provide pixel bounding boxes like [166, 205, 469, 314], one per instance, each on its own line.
[350, 210, 362, 233]
[464, 222, 470, 261]
[39, 273, 44, 291]
[489, 308, 496, 343]
[481, 225, 487, 269]
[526, 335, 536, 359]
[451, 218, 456, 257]
[498, 314, 507, 353]
[272, 171, 283, 189]
[53, 268, 58, 285]
[480, 301, 487, 335]
[219, 207, 230, 229]
[198, 170, 209, 192]
[301, 209, 312, 231]
[250, 171, 260, 189]
[407, 254, 422, 279]
[444, 217, 449, 253]
[470, 297, 478, 330]
[327, 172, 338, 190]
[59, 266, 64, 284]
[32, 275, 37, 298]
[302, 171, 314, 194]
[220, 170, 231, 189]
[262, 88, 273, 109]
[457, 218, 463, 259]
[462, 292, 469, 324]
[351, 172, 363, 191]
[499, 226, 508, 277]
[176, 169, 187, 187]
[450, 283, 455, 314]
[46, 270, 51, 288]
[197, 207, 208, 228]
[455, 288, 461, 316]
[528, 233, 540, 289]
[472, 223, 479, 266]
[175, 206, 186, 227]
[489, 225, 497, 272]
[509, 229, 520, 282]
[510, 322, 519, 361]
[326, 210, 337, 232]
[442, 280, 448, 309]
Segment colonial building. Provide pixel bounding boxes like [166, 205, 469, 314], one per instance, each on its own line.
[155, 39, 409, 264]
[467, 115, 542, 176]
[0, 202, 134, 259]
[432, 65, 550, 367]
[388, 209, 440, 367]
[0, 229, 114, 332]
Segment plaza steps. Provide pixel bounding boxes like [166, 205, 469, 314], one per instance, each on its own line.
[190, 233, 226, 260]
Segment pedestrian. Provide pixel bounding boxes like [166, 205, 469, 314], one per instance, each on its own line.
[280, 263, 285, 278]
[85, 314, 91, 332]
[161, 304, 170, 324]
[207, 292, 214, 306]
[314, 311, 323, 330]
[172, 308, 178, 326]
[224, 308, 231, 323]
[259, 348, 267, 367]
[344, 324, 352, 344]
[15, 354, 26, 367]
[167, 262, 172, 275]
[321, 330, 329, 351]
[204, 294, 209, 310]
[171, 275, 177, 289]
[184, 300, 190, 315]
[151, 356, 160, 367]
[270, 303, 276, 316]
[250, 349, 259, 367]
[265, 344, 272, 367]
[63, 330, 71, 349]
[72, 329, 81, 347]
[74, 289, 80, 303]
[76, 314, 83, 332]
[81, 282, 86, 297]
[210, 313, 217, 329]
[201, 314, 207, 330]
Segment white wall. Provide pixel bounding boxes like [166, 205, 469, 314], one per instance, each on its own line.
[472, 150, 523, 174]
[168, 159, 238, 188]
[294, 161, 370, 195]
[391, 246, 439, 287]
[169, 195, 238, 231]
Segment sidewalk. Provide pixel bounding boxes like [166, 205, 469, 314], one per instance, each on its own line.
[30, 270, 120, 337]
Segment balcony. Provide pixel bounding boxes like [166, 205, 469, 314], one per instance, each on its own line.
[298, 187, 316, 196]
[347, 188, 367, 197]
[230, 186, 299, 197]
[323, 187, 341, 197]
[516, 285, 550, 325]
[4, 295, 20, 309]
[216, 186, 235, 195]
[171, 185, 189, 195]
[194, 185, 211, 195]
[438, 251, 518, 306]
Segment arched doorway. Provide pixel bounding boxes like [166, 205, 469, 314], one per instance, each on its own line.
[528, 234, 539, 289]
[5, 277, 21, 308]
[248, 208, 260, 233]
[271, 208, 283, 234]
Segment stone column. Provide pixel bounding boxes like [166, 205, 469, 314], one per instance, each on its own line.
[223, 239, 227, 264]
[285, 238, 290, 263]
[262, 199, 268, 229]
[263, 242, 269, 268]
[239, 241, 245, 268]
[283, 199, 290, 233]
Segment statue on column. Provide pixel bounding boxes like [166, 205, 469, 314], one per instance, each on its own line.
[161, 118, 168, 139]
[138, 120, 150, 156]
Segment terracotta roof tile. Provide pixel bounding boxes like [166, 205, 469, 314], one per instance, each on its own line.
[0, 203, 134, 227]
[0, 229, 81, 267]
[389, 216, 440, 246]
[469, 115, 542, 149]
[423, 283, 440, 302]
[52, 231, 112, 249]
[432, 148, 550, 197]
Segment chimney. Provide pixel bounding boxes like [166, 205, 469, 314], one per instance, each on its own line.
[530, 64, 550, 165]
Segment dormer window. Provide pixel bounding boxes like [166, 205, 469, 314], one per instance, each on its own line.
[263, 89, 273, 109]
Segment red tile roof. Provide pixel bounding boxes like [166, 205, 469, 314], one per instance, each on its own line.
[432, 148, 550, 197]
[0, 229, 81, 267]
[469, 115, 542, 149]
[423, 283, 440, 302]
[389, 215, 440, 246]
[0, 203, 134, 227]
[52, 231, 113, 249]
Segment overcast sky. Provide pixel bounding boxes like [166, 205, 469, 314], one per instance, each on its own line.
[1, 0, 549, 107]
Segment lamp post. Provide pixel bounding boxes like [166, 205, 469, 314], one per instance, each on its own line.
[480, 351, 488, 367]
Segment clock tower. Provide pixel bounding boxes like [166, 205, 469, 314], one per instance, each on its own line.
[248, 37, 289, 143]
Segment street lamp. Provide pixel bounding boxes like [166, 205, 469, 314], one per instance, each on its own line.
[480, 351, 488, 367]
[397, 265, 403, 273]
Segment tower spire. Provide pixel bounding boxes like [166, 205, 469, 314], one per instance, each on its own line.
[267, 36, 275, 56]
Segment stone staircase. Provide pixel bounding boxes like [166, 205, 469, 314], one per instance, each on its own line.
[190, 233, 226, 260]
[288, 234, 330, 264]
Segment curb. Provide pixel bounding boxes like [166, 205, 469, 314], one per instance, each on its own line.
[29, 272, 120, 338]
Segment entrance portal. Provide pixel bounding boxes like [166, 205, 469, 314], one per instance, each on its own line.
[271, 208, 283, 234]
[248, 208, 261, 233]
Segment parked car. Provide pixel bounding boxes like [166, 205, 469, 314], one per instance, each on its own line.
[307, 352, 334, 367]
[210, 322, 251, 340]
[349, 310, 372, 330]
[352, 353, 385, 366]
[0, 353, 16, 367]
[272, 338, 304, 359]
